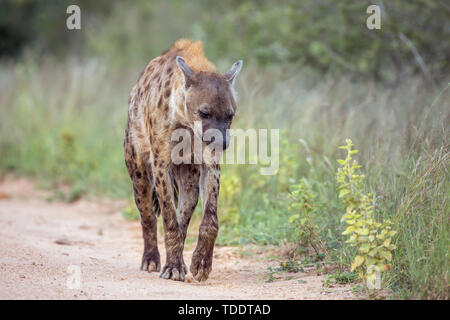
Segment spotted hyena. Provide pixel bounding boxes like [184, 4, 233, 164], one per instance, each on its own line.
[124, 39, 242, 282]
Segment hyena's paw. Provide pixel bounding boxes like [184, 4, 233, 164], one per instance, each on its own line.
[190, 250, 212, 282]
[140, 249, 161, 273]
[160, 260, 186, 282]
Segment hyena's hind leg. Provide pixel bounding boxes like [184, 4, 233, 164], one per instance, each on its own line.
[124, 143, 160, 272]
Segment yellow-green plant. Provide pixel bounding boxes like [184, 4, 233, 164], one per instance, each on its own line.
[336, 139, 396, 287]
[288, 178, 325, 255]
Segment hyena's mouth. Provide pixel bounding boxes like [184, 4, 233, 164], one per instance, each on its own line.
[208, 134, 230, 150]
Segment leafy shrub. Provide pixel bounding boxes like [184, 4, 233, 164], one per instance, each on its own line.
[336, 139, 397, 288]
[287, 178, 325, 255]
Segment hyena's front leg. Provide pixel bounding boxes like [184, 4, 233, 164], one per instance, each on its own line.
[190, 165, 220, 282]
[153, 162, 186, 281]
[173, 165, 200, 273]
[173, 165, 200, 242]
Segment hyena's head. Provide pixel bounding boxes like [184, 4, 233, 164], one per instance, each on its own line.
[176, 56, 242, 151]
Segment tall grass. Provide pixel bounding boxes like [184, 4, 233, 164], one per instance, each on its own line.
[389, 148, 448, 298]
[0, 57, 134, 197]
[0, 56, 448, 298]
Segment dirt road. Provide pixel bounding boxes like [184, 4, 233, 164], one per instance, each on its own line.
[0, 178, 353, 299]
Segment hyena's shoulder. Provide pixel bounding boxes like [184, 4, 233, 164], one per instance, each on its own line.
[126, 48, 181, 160]
[130, 38, 215, 111]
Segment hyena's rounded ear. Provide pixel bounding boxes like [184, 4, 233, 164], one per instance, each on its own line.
[176, 56, 195, 88]
[224, 60, 243, 86]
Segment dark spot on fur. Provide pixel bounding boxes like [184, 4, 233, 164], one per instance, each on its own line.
[157, 96, 162, 108]
[164, 89, 170, 98]
[151, 73, 160, 83]
[125, 129, 129, 143]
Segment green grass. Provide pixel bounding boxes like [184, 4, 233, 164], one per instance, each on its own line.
[0, 57, 133, 197]
[0, 56, 448, 299]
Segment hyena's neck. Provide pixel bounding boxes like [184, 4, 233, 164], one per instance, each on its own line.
[168, 85, 189, 127]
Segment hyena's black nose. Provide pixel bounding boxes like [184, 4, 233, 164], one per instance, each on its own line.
[219, 128, 230, 150]
[223, 135, 230, 150]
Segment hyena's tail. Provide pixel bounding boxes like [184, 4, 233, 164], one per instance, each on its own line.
[151, 188, 160, 216]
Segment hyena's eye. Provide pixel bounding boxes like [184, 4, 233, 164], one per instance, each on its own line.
[198, 110, 210, 119]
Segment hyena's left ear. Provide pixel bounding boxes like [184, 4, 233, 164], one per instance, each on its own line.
[224, 60, 243, 86]
[176, 56, 195, 88]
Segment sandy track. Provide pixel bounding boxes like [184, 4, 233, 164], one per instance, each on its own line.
[0, 178, 352, 299]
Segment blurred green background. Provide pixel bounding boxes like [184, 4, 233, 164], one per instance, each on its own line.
[1, 0, 449, 80]
[0, 0, 448, 299]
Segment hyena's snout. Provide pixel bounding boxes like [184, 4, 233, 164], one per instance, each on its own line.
[204, 126, 231, 151]
[211, 130, 230, 150]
